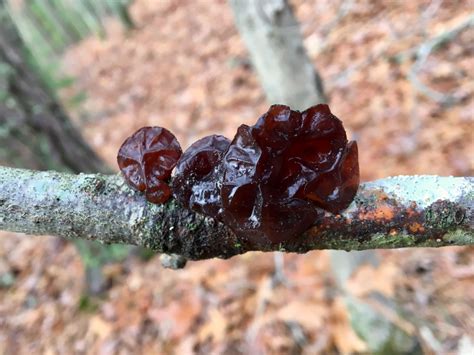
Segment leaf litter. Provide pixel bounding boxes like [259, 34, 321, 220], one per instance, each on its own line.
[1, 0, 473, 353]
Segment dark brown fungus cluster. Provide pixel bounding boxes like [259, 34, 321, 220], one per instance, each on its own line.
[118, 105, 359, 245]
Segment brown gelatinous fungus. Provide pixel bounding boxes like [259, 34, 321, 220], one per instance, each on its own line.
[173, 104, 360, 245]
[117, 126, 182, 204]
[173, 135, 230, 216]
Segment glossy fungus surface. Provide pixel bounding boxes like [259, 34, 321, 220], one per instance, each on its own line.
[219, 104, 359, 244]
[117, 126, 182, 204]
[173, 135, 230, 216]
[173, 104, 359, 245]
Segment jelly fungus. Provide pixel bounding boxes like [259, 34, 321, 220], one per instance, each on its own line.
[173, 104, 359, 245]
[173, 135, 230, 217]
[117, 126, 182, 204]
[118, 106, 359, 244]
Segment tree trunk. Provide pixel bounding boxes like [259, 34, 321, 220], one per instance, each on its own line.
[228, 0, 326, 108]
[228, 1, 419, 352]
[0, 5, 106, 173]
[0, 4, 113, 295]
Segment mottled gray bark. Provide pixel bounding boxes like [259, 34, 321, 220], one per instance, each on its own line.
[1, 167, 472, 260]
[228, 0, 326, 108]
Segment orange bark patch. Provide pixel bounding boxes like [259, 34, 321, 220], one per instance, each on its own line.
[359, 204, 395, 220]
[408, 223, 425, 233]
[406, 202, 419, 217]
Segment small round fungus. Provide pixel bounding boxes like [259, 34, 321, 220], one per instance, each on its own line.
[117, 126, 182, 204]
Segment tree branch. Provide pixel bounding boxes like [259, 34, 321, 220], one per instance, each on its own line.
[0, 166, 472, 260]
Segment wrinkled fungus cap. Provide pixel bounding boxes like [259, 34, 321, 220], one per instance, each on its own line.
[117, 126, 182, 204]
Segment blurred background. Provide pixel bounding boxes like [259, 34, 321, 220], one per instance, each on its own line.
[0, 0, 473, 354]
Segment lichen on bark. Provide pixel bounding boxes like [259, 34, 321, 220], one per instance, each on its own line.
[0, 167, 472, 260]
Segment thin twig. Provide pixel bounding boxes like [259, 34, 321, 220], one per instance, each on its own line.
[407, 14, 474, 105]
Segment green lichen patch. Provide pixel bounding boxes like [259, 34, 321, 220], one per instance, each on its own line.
[425, 200, 466, 229]
[77, 174, 107, 195]
[139, 228, 165, 253]
[443, 229, 474, 246]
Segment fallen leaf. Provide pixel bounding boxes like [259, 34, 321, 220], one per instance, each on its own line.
[198, 308, 228, 342]
[88, 316, 112, 340]
[148, 288, 201, 340]
[276, 300, 327, 331]
[346, 262, 398, 297]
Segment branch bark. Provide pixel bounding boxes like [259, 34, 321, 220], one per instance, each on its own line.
[1, 166, 472, 260]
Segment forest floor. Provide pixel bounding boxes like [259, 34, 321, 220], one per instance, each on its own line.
[1, 0, 473, 354]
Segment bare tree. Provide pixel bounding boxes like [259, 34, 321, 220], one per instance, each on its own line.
[0, 4, 106, 173]
[0, 4, 116, 294]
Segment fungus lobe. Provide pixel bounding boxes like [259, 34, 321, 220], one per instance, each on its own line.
[117, 126, 182, 204]
[173, 134, 230, 217]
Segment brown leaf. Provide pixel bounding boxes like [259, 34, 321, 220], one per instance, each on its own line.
[346, 262, 398, 298]
[88, 316, 112, 340]
[197, 308, 228, 343]
[148, 290, 201, 340]
[276, 301, 327, 331]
